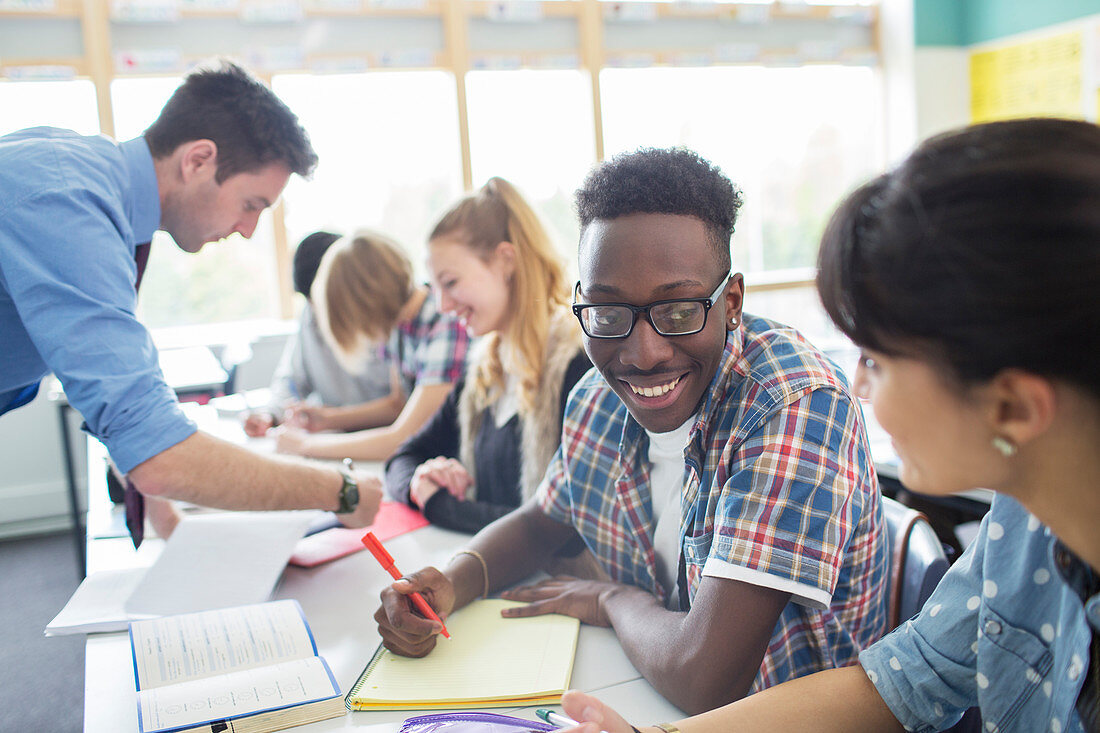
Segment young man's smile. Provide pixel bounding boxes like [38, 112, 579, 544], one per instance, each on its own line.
[577, 213, 741, 433]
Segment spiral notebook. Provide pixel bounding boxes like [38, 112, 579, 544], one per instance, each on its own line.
[346, 599, 580, 711]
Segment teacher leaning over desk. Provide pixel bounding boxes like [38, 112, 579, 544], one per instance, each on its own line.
[0, 60, 382, 540]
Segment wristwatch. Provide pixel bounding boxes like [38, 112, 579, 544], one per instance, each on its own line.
[336, 457, 359, 514]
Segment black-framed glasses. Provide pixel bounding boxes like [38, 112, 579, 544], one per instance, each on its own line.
[572, 270, 732, 339]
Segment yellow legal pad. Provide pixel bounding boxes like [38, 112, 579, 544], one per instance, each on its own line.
[346, 599, 580, 711]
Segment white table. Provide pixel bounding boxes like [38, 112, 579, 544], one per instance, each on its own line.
[83, 524, 684, 732]
[81, 410, 686, 732]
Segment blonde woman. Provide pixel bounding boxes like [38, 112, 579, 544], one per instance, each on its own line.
[385, 177, 591, 534]
[275, 230, 470, 461]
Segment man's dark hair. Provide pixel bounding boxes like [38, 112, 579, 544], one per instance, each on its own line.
[144, 59, 317, 183]
[575, 147, 744, 270]
[293, 231, 341, 298]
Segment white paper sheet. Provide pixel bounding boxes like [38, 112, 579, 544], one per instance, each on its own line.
[45, 567, 151, 636]
[123, 511, 318, 617]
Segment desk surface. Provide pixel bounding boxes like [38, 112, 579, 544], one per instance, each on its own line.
[81, 415, 686, 733]
[83, 527, 684, 732]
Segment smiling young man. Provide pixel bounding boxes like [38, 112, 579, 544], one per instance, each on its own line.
[0, 60, 383, 537]
[374, 148, 887, 714]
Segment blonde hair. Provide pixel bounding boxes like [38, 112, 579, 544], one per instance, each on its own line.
[430, 177, 571, 416]
[312, 229, 413, 367]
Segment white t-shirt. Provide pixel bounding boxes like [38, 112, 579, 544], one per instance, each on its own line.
[645, 419, 694, 608]
[645, 418, 831, 611]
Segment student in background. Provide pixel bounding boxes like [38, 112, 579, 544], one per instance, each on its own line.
[559, 119, 1100, 732]
[275, 230, 470, 461]
[385, 177, 591, 534]
[244, 230, 393, 437]
[0, 60, 382, 539]
[374, 148, 886, 715]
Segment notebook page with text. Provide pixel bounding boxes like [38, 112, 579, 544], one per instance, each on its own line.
[131, 600, 317, 690]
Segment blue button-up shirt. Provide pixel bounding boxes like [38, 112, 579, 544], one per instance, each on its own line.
[861, 494, 1099, 732]
[0, 127, 195, 472]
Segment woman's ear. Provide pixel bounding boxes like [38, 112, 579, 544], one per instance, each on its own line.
[987, 369, 1057, 448]
[493, 240, 517, 276]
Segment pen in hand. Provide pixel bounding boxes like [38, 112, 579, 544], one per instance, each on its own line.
[536, 709, 581, 729]
[361, 531, 451, 639]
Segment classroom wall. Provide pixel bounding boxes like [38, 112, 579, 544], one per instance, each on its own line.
[911, 0, 1100, 142]
[912, 46, 970, 140]
[915, 0, 1099, 48]
[962, 0, 1100, 45]
[0, 393, 77, 538]
[912, 0, 969, 140]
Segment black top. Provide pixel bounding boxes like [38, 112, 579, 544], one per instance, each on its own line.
[385, 352, 591, 534]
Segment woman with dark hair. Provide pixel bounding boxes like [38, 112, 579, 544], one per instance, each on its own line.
[557, 118, 1100, 731]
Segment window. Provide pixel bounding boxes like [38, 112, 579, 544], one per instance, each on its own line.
[112, 76, 281, 328]
[465, 69, 596, 261]
[0, 80, 99, 136]
[274, 71, 464, 281]
[601, 65, 883, 274]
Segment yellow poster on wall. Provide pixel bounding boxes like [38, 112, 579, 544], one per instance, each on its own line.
[970, 31, 1083, 123]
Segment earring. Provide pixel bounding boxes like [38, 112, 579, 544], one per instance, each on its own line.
[729, 318, 739, 327]
[991, 436, 1017, 458]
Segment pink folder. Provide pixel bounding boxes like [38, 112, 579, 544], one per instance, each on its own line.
[289, 501, 429, 568]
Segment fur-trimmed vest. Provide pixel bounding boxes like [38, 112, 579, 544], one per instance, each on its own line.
[456, 308, 583, 502]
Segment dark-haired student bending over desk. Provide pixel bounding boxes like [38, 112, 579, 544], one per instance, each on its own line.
[374, 148, 888, 715]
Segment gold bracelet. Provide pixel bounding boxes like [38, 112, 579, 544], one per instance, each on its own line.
[654, 724, 680, 733]
[452, 549, 489, 599]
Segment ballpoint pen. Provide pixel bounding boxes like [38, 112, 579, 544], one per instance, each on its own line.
[535, 709, 581, 729]
[361, 531, 451, 639]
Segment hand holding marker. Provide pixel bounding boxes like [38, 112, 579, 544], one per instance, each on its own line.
[361, 531, 451, 639]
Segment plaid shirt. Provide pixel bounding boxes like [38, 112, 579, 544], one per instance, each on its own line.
[537, 313, 887, 691]
[385, 289, 470, 396]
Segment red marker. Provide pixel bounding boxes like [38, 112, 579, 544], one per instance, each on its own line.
[362, 531, 451, 639]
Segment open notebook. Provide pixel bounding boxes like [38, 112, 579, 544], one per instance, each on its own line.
[347, 599, 580, 710]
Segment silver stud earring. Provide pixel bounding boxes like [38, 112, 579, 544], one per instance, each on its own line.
[991, 436, 1017, 457]
[729, 318, 739, 327]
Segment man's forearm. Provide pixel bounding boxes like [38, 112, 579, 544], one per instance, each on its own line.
[129, 431, 343, 512]
[601, 580, 789, 715]
[601, 587, 717, 711]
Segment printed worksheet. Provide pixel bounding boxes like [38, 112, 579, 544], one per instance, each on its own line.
[131, 600, 317, 689]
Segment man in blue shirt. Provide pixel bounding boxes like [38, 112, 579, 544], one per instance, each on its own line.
[0, 60, 381, 534]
